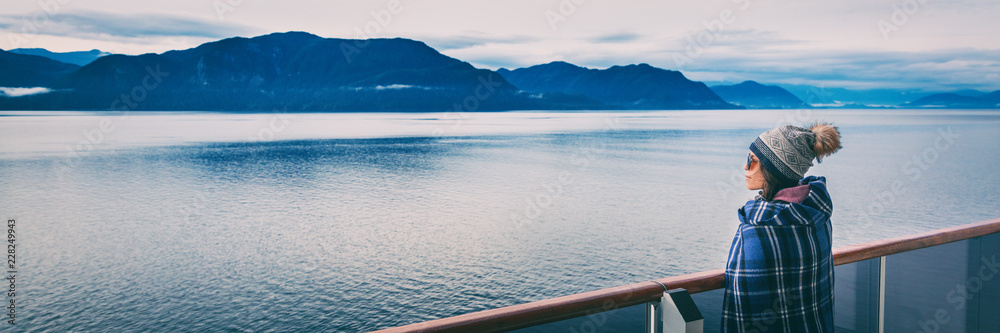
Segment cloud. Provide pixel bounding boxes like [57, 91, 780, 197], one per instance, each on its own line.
[417, 32, 539, 51]
[351, 84, 437, 91]
[588, 32, 642, 43]
[0, 10, 260, 41]
[0, 87, 52, 97]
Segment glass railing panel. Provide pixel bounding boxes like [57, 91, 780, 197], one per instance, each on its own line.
[975, 232, 1000, 332]
[508, 302, 647, 333]
[690, 288, 724, 332]
[834, 258, 881, 333]
[882, 236, 1000, 332]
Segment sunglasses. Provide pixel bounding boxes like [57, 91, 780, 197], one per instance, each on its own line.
[745, 153, 757, 170]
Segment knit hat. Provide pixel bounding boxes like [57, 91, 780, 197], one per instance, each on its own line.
[749, 123, 842, 184]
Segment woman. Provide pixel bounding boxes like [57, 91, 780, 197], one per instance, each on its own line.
[721, 123, 842, 332]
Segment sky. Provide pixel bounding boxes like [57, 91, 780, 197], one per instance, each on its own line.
[1, 0, 998, 92]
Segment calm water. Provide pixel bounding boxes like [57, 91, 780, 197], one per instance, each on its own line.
[1, 110, 998, 332]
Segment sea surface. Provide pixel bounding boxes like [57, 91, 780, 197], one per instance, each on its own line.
[1, 109, 998, 332]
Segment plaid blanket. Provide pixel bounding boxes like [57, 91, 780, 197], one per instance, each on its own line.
[721, 176, 835, 332]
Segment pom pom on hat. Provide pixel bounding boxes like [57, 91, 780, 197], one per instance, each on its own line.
[810, 122, 842, 161]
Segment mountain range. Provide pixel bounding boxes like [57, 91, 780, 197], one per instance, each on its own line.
[1, 31, 997, 111]
[497, 61, 739, 110]
[0, 49, 80, 88]
[757, 84, 998, 109]
[709, 81, 810, 109]
[902, 91, 1000, 108]
[1, 32, 606, 111]
[8, 48, 109, 66]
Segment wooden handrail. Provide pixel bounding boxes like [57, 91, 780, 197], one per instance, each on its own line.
[833, 218, 1000, 265]
[373, 218, 1000, 333]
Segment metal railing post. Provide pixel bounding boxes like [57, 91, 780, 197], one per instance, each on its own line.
[645, 301, 660, 333]
[877, 256, 886, 333]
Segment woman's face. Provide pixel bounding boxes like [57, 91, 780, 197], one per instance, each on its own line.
[745, 152, 765, 190]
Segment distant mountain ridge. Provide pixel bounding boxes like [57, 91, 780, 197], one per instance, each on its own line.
[2, 32, 604, 111]
[770, 84, 930, 107]
[8, 48, 110, 66]
[0, 49, 80, 88]
[710, 81, 810, 109]
[498, 61, 740, 110]
[903, 91, 1000, 109]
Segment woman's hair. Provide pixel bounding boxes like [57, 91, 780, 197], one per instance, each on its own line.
[759, 163, 799, 200]
[758, 122, 842, 201]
